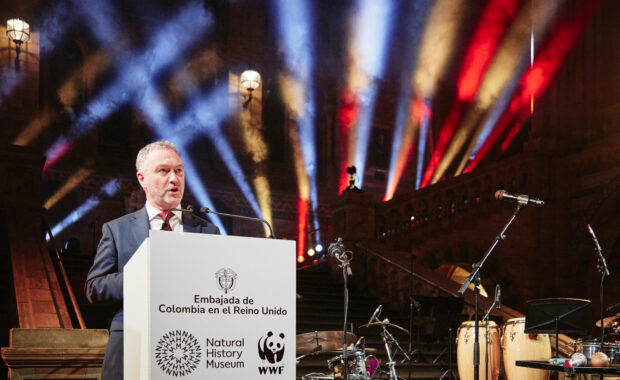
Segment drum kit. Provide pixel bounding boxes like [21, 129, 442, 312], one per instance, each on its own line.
[454, 314, 620, 380]
[297, 307, 411, 380]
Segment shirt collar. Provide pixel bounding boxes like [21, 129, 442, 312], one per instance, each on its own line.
[145, 201, 182, 221]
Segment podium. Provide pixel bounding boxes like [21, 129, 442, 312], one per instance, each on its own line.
[124, 230, 296, 379]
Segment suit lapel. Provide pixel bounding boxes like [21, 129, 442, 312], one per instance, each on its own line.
[130, 207, 150, 250]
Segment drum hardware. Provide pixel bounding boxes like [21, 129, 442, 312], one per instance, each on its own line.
[325, 347, 378, 355]
[359, 320, 410, 334]
[296, 331, 358, 355]
[595, 315, 619, 329]
[328, 350, 368, 380]
[458, 194, 528, 380]
[361, 313, 410, 380]
[325, 337, 376, 380]
[301, 373, 333, 380]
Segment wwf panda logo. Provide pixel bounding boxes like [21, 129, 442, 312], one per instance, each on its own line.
[258, 331, 285, 364]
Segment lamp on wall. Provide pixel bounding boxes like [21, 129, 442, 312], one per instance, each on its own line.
[6, 18, 30, 71]
[240, 69, 261, 108]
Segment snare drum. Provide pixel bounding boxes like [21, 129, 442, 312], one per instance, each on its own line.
[501, 317, 551, 380]
[456, 320, 500, 380]
[328, 350, 368, 380]
[576, 341, 619, 364]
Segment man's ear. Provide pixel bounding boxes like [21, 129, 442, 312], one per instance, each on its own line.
[137, 172, 145, 188]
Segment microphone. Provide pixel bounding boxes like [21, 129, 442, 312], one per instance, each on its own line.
[328, 237, 344, 258]
[198, 206, 274, 238]
[587, 224, 610, 276]
[587, 224, 603, 252]
[368, 304, 382, 324]
[161, 206, 195, 230]
[495, 284, 501, 310]
[494, 190, 544, 206]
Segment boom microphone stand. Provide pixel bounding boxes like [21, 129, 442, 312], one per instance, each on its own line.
[458, 203, 525, 380]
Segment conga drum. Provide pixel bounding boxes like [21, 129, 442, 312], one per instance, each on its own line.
[457, 321, 500, 380]
[501, 317, 551, 380]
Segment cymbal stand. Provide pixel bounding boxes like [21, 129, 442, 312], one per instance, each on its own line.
[295, 350, 320, 364]
[379, 319, 411, 380]
[458, 203, 524, 380]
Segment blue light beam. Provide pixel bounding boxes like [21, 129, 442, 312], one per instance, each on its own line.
[50, 179, 120, 237]
[45, 1, 213, 166]
[270, 0, 321, 241]
[351, 0, 395, 186]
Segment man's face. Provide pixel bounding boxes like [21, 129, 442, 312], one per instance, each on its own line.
[137, 148, 185, 211]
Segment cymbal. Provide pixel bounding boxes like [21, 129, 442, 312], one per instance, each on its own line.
[296, 331, 357, 354]
[326, 347, 378, 355]
[359, 321, 409, 334]
[595, 316, 619, 328]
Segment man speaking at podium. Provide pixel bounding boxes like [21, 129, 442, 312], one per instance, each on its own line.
[85, 140, 220, 379]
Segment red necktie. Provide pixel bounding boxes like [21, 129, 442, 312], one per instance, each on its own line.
[159, 211, 173, 231]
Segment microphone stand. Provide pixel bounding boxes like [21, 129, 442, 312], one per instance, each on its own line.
[588, 225, 610, 351]
[482, 289, 499, 380]
[161, 206, 196, 230]
[199, 207, 275, 238]
[458, 203, 524, 380]
[331, 242, 354, 380]
[406, 256, 421, 380]
[408, 256, 414, 380]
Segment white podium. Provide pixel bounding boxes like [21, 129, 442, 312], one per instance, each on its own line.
[124, 230, 296, 379]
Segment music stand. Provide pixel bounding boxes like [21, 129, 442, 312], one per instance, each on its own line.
[524, 298, 590, 357]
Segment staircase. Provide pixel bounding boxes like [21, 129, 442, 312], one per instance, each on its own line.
[296, 262, 458, 379]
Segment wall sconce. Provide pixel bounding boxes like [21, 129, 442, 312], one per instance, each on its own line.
[6, 18, 30, 71]
[240, 69, 261, 108]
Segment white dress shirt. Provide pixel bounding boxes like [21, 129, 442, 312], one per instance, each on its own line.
[145, 202, 183, 232]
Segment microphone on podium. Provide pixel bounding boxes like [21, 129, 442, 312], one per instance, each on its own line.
[198, 206, 275, 238]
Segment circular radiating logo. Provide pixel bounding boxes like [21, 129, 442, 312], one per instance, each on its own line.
[154, 330, 201, 377]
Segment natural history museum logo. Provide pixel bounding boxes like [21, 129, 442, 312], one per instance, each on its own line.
[155, 330, 201, 377]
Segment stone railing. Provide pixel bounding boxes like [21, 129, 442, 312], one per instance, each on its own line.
[374, 153, 548, 242]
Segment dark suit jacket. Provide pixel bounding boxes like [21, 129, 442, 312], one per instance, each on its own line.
[85, 207, 220, 331]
